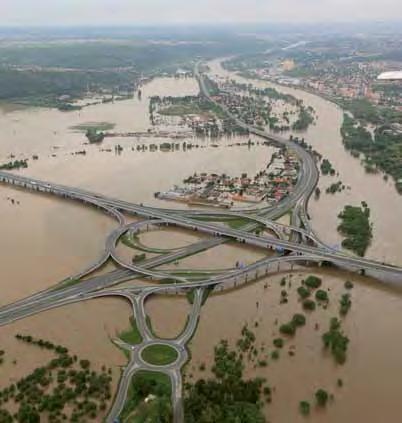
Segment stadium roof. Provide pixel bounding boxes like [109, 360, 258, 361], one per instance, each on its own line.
[377, 71, 402, 80]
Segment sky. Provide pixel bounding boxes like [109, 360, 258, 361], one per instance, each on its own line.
[0, 0, 401, 26]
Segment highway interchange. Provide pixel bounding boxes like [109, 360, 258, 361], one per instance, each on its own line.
[1, 63, 402, 423]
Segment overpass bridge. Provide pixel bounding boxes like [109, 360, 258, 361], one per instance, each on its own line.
[0, 62, 400, 423]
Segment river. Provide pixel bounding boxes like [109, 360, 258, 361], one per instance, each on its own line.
[207, 58, 402, 266]
[0, 60, 401, 422]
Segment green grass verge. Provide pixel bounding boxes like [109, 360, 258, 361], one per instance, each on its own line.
[190, 215, 252, 230]
[141, 344, 178, 366]
[121, 233, 170, 254]
[119, 317, 143, 345]
[159, 104, 212, 117]
[226, 217, 251, 229]
[51, 278, 81, 291]
[70, 121, 115, 131]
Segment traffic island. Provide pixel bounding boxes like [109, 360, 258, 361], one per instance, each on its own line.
[141, 344, 179, 366]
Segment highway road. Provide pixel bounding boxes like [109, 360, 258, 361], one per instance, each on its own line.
[0, 61, 401, 423]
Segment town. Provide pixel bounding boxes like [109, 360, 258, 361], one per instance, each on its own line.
[155, 148, 298, 208]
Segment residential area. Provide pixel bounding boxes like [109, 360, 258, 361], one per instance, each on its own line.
[155, 148, 299, 208]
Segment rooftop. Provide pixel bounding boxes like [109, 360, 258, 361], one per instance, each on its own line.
[377, 71, 402, 80]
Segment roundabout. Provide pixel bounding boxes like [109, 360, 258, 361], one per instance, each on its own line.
[1, 62, 402, 423]
[140, 343, 180, 367]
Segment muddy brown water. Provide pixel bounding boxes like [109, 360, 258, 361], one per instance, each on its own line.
[208, 59, 402, 266]
[0, 186, 117, 306]
[0, 76, 273, 304]
[145, 295, 191, 340]
[0, 297, 130, 420]
[0, 66, 401, 422]
[187, 269, 402, 423]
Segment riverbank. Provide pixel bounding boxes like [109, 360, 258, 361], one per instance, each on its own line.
[207, 58, 402, 265]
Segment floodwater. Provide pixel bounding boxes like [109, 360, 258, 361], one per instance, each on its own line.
[16, 137, 274, 209]
[0, 77, 199, 160]
[0, 75, 274, 399]
[161, 242, 268, 271]
[188, 269, 402, 423]
[0, 297, 130, 418]
[0, 75, 274, 304]
[145, 295, 191, 339]
[138, 228, 205, 250]
[0, 59, 401, 422]
[0, 185, 116, 305]
[208, 59, 402, 265]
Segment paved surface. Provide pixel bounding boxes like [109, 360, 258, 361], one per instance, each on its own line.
[0, 62, 401, 423]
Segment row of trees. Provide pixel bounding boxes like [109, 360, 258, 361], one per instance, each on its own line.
[0, 160, 28, 171]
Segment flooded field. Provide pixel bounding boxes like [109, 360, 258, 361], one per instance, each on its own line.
[208, 59, 402, 265]
[0, 57, 401, 422]
[0, 75, 275, 304]
[187, 269, 402, 422]
[145, 295, 191, 339]
[0, 77, 199, 160]
[138, 227, 205, 250]
[0, 185, 116, 305]
[161, 242, 268, 271]
[0, 297, 130, 416]
[15, 137, 274, 208]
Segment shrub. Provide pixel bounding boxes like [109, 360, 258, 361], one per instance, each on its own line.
[299, 401, 310, 416]
[339, 293, 352, 316]
[315, 389, 329, 407]
[292, 313, 306, 327]
[344, 280, 354, 290]
[302, 299, 316, 311]
[322, 318, 349, 364]
[271, 350, 280, 360]
[297, 286, 310, 299]
[273, 338, 284, 349]
[279, 323, 296, 336]
[305, 275, 322, 289]
[315, 289, 329, 302]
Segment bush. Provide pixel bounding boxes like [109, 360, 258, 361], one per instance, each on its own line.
[297, 286, 310, 299]
[299, 401, 310, 416]
[273, 338, 284, 348]
[292, 314, 306, 327]
[315, 289, 329, 302]
[322, 318, 349, 364]
[305, 275, 322, 289]
[302, 299, 316, 311]
[271, 350, 280, 360]
[279, 323, 296, 336]
[315, 389, 329, 407]
[339, 293, 352, 316]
